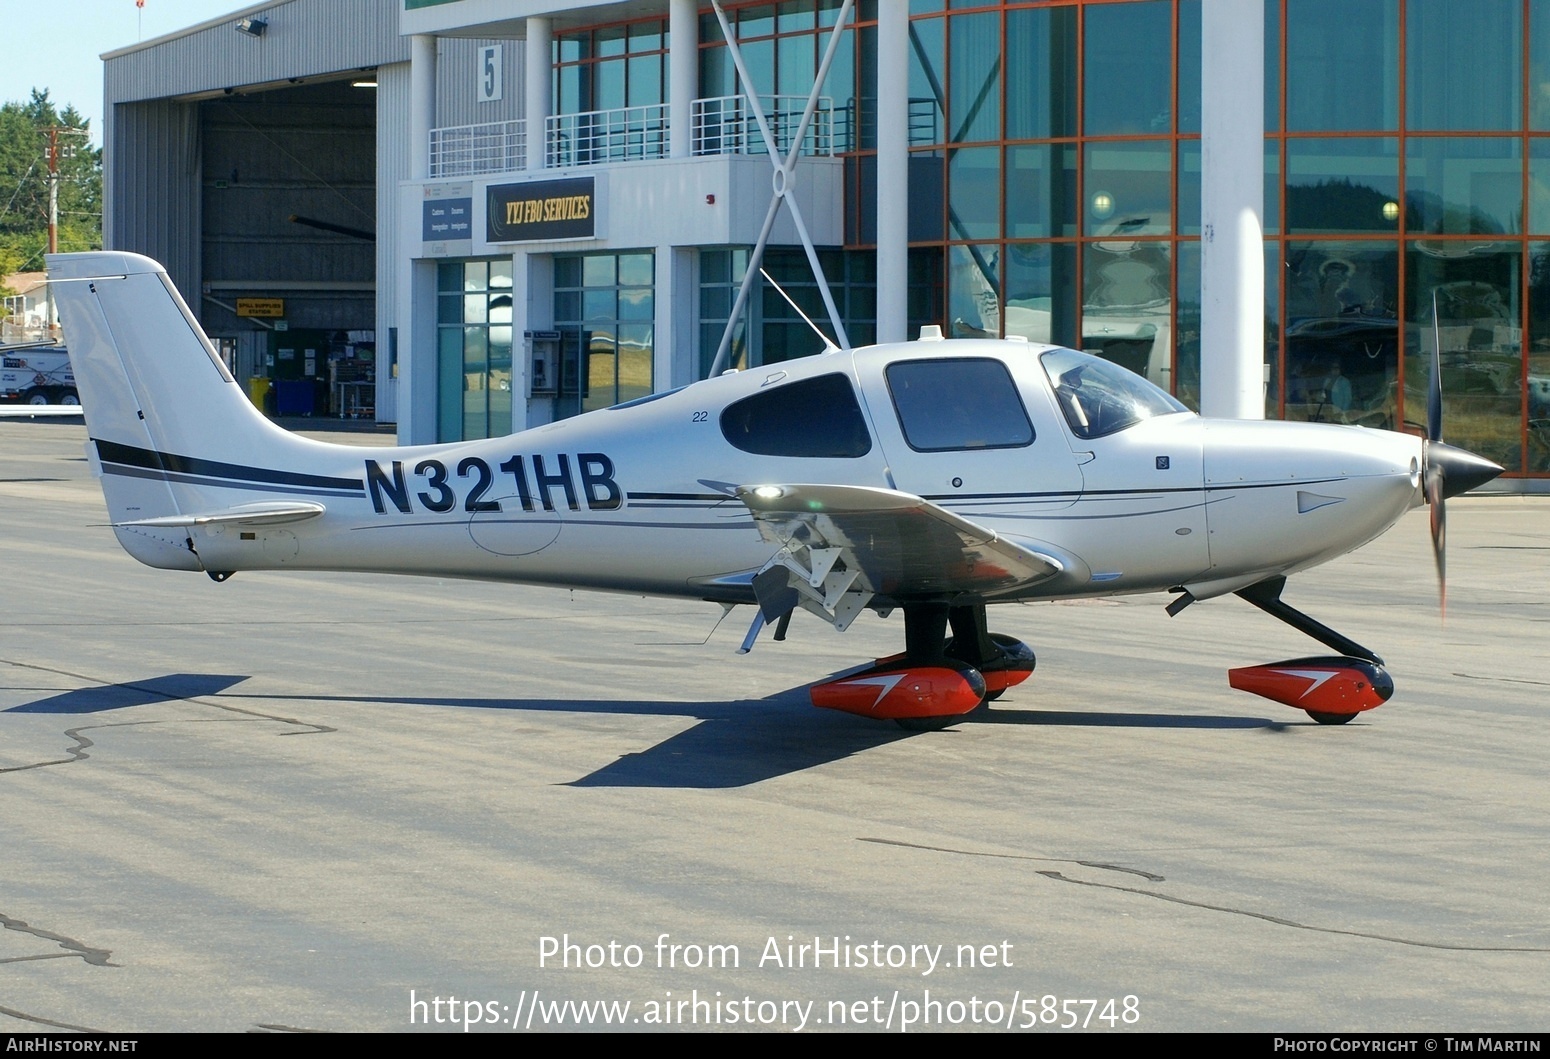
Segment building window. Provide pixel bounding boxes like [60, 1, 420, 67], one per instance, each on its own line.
[553, 18, 669, 115]
[553, 251, 655, 418]
[436, 259, 512, 442]
[699, 246, 878, 375]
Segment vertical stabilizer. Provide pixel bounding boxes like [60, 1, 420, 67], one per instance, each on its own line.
[46, 252, 318, 570]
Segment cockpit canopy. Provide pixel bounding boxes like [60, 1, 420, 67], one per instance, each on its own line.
[1040, 347, 1190, 439]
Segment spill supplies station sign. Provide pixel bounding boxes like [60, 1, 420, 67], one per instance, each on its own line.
[236, 298, 285, 318]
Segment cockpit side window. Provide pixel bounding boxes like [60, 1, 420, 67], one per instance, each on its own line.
[885, 358, 1035, 452]
[719, 373, 873, 457]
[1040, 348, 1189, 439]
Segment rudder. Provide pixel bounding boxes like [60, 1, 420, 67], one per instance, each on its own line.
[47, 252, 307, 570]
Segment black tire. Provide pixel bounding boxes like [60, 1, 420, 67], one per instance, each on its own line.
[24, 389, 50, 406]
[1306, 710, 1357, 725]
[58, 390, 80, 406]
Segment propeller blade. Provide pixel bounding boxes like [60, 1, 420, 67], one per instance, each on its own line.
[1425, 454, 1446, 617]
[1428, 291, 1443, 444]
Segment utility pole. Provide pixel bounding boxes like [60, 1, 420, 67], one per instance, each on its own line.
[41, 126, 86, 334]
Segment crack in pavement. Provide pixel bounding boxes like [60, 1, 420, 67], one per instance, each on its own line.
[0, 660, 335, 776]
[0, 718, 270, 775]
[0, 1004, 105, 1033]
[865, 837, 1550, 953]
[858, 838, 1166, 881]
[1454, 672, 1550, 688]
[0, 913, 114, 967]
[1037, 871, 1550, 952]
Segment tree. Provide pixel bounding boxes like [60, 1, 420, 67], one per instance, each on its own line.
[0, 88, 103, 284]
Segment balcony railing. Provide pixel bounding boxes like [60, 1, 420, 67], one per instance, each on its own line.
[428, 119, 526, 179]
[691, 95, 834, 157]
[546, 103, 670, 168]
[427, 95, 862, 179]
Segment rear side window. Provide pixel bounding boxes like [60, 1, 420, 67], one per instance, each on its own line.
[886, 358, 1034, 451]
[720, 373, 872, 458]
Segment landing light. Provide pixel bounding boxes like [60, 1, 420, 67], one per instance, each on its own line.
[752, 486, 785, 500]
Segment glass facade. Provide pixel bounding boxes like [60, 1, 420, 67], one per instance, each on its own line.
[803, 0, 1546, 477]
[554, 18, 670, 113]
[553, 251, 656, 417]
[489, 0, 1550, 477]
[436, 260, 513, 442]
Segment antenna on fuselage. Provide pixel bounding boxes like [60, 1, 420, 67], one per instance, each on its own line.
[759, 267, 838, 353]
[704, 0, 854, 377]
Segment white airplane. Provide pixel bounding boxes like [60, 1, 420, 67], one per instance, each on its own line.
[44, 250, 1501, 730]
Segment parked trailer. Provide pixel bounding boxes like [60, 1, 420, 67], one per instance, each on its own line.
[0, 344, 76, 405]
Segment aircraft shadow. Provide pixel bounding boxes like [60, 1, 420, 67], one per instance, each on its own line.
[3, 674, 249, 715]
[250, 689, 1283, 789]
[3, 674, 1282, 787]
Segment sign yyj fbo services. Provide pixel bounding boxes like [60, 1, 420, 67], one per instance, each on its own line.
[487, 177, 595, 243]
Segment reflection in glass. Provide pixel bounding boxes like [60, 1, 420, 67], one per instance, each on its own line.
[1040, 348, 1188, 439]
[1283, 242, 1398, 427]
[948, 147, 999, 241]
[617, 324, 653, 405]
[907, 247, 945, 340]
[948, 243, 1000, 338]
[1286, 138, 1400, 233]
[1005, 145, 1076, 239]
[1175, 242, 1199, 410]
[1286, 0, 1398, 131]
[1529, 243, 1550, 471]
[437, 326, 462, 443]
[908, 17, 945, 144]
[1528, 140, 1550, 233]
[555, 251, 655, 418]
[949, 11, 999, 143]
[584, 333, 617, 414]
[777, 32, 815, 96]
[1263, 243, 1281, 417]
[1407, 0, 1520, 131]
[1177, 0, 1200, 134]
[1178, 140, 1280, 236]
[1535, 0, 1550, 129]
[1406, 138, 1522, 235]
[439, 258, 515, 441]
[1405, 243, 1523, 470]
[1004, 243, 1077, 348]
[1005, 6, 1076, 140]
[1083, 0, 1172, 135]
[463, 326, 489, 440]
[1082, 241, 1172, 392]
[1084, 143, 1172, 236]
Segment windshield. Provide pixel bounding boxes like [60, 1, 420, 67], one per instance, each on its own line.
[1040, 348, 1189, 439]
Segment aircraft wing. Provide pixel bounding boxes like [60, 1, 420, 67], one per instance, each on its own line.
[735, 484, 1061, 616]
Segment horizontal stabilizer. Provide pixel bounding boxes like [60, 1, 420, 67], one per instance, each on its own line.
[116, 501, 326, 529]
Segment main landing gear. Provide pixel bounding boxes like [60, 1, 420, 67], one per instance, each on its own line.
[809, 603, 1035, 730]
[1208, 576, 1393, 724]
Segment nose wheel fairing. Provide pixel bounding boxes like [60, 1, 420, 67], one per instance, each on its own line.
[1225, 576, 1392, 722]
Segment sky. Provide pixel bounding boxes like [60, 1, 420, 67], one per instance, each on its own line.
[0, 0, 253, 145]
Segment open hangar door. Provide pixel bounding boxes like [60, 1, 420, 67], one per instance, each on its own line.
[198, 78, 378, 420]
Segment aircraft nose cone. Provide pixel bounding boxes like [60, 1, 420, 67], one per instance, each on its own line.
[1429, 441, 1504, 499]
